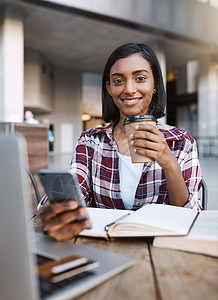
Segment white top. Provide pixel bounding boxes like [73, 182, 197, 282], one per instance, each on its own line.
[118, 153, 144, 209]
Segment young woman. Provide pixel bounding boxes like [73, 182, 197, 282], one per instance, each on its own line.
[41, 43, 203, 241]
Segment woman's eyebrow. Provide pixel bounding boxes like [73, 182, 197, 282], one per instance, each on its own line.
[111, 69, 149, 77]
[111, 72, 123, 77]
[132, 69, 148, 75]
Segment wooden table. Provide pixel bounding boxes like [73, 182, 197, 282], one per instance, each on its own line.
[33, 217, 218, 300]
[75, 237, 218, 300]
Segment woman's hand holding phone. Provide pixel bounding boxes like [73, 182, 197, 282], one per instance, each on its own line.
[38, 169, 92, 241]
[41, 200, 92, 241]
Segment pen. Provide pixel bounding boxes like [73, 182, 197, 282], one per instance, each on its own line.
[104, 213, 131, 232]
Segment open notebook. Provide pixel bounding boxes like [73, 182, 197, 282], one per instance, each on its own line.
[0, 134, 134, 300]
[79, 206, 199, 240]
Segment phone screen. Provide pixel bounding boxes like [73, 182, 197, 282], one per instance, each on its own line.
[38, 169, 86, 206]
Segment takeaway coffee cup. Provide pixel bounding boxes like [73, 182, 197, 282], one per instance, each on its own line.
[123, 115, 157, 163]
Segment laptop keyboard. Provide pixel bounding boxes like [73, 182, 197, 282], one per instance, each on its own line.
[37, 255, 95, 299]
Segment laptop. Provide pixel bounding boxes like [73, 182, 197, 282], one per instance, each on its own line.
[0, 134, 134, 300]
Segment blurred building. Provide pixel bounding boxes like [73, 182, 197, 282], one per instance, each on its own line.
[0, 0, 218, 157]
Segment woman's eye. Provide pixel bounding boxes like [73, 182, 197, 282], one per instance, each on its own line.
[136, 75, 146, 81]
[113, 78, 124, 85]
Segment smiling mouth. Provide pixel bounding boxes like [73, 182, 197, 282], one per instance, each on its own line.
[121, 98, 142, 105]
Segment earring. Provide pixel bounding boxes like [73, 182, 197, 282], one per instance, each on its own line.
[153, 89, 156, 94]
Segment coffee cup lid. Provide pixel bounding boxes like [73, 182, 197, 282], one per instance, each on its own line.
[123, 115, 157, 126]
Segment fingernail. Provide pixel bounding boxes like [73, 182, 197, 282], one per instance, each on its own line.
[84, 219, 92, 228]
[129, 134, 133, 139]
[130, 141, 134, 145]
[135, 125, 139, 129]
[68, 200, 78, 208]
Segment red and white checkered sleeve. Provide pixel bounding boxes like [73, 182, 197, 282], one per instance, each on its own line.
[180, 139, 203, 210]
[70, 133, 93, 206]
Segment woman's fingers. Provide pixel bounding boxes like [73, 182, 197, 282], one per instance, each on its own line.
[130, 125, 165, 152]
[41, 200, 79, 221]
[40, 199, 92, 241]
[47, 218, 92, 241]
[43, 207, 89, 231]
[129, 123, 174, 167]
[130, 124, 163, 141]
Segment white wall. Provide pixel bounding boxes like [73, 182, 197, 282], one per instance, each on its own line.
[24, 49, 83, 156]
[0, 5, 24, 122]
[198, 56, 218, 138]
[24, 50, 54, 112]
[40, 68, 82, 155]
[24, 51, 41, 108]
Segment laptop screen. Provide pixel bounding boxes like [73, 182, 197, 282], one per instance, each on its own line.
[0, 134, 38, 300]
[0, 134, 134, 300]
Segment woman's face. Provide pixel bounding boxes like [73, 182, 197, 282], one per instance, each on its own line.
[106, 53, 155, 122]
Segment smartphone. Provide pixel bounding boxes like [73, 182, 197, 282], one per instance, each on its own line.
[38, 169, 89, 221]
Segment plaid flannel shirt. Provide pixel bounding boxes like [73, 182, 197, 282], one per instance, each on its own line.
[70, 122, 203, 210]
